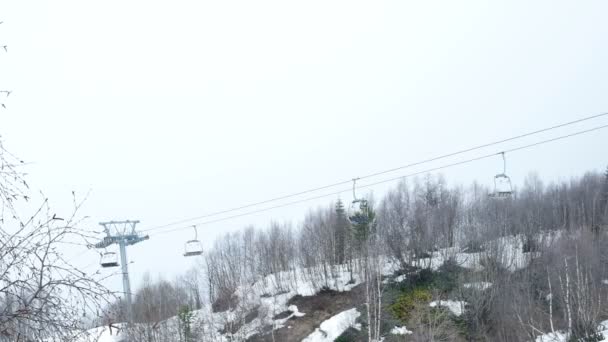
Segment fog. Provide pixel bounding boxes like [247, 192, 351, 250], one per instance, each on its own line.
[1, 0, 607, 293]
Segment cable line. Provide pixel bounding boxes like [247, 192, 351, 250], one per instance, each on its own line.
[141, 113, 608, 232]
[141, 112, 608, 232]
[146, 122, 608, 237]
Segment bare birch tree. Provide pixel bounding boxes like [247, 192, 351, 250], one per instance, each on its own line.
[0, 137, 113, 341]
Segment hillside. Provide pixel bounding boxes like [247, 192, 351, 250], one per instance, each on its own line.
[88, 228, 608, 341]
[79, 168, 608, 342]
[12, 167, 608, 342]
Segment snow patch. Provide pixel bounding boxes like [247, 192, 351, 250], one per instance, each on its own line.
[391, 326, 413, 335]
[429, 300, 466, 316]
[394, 274, 407, 282]
[288, 305, 305, 317]
[382, 274, 407, 284]
[272, 304, 307, 330]
[463, 282, 492, 290]
[301, 308, 361, 342]
[416, 235, 537, 272]
[535, 331, 569, 342]
[72, 325, 127, 342]
[534, 320, 608, 342]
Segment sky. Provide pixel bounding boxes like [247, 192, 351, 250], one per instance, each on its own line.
[1, 0, 608, 293]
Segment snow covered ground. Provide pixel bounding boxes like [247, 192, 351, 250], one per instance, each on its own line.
[535, 320, 608, 342]
[535, 331, 569, 342]
[429, 300, 467, 316]
[223, 265, 363, 339]
[415, 235, 538, 272]
[72, 325, 126, 342]
[164, 263, 369, 341]
[301, 308, 361, 342]
[71, 234, 543, 341]
[463, 282, 492, 290]
[391, 326, 413, 335]
[382, 273, 406, 285]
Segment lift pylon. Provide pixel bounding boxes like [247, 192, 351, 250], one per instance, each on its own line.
[94, 220, 148, 324]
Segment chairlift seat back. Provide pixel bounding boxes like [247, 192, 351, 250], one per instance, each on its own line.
[184, 240, 203, 257]
[490, 174, 513, 199]
[100, 252, 119, 268]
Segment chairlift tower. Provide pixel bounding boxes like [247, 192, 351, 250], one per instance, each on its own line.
[94, 220, 148, 323]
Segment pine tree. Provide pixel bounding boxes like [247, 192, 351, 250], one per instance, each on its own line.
[603, 165, 608, 199]
[178, 305, 194, 342]
[350, 201, 377, 249]
[334, 199, 349, 264]
[601, 165, 608, 226]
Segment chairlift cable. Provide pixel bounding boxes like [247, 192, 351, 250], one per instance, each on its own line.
[146, 123, 608, 237]
[140, 112, 608, 233]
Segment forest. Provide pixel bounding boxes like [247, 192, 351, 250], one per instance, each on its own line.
[93, 167, 608, 341]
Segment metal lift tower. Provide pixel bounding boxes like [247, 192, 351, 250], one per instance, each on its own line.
[94, 220, 149, 323]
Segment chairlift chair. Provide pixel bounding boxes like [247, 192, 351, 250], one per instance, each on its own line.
[100, 251, 119, 268]
[184, 225, 203, 257]
[489, 152, 514, 199]
[491, 173, 513, 198]
[348, 178, 369, 225]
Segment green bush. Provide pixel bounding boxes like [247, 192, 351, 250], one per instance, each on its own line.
[434, 259, 462, 293]
[334, 334, 353, 342]
[390, 287, 432, 322]
[401, 268, 434, 289]
[400, 264, 462, 293]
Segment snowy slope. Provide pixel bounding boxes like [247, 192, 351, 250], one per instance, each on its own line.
[72, 234, 543, 341]
[416, 235, 537, 272]
[535, 320, 608, 341]
[73, 325, 126, 342]
[165, 264, 367, 341]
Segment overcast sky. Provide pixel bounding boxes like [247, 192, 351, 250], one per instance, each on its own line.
[1, 0, 607, 293]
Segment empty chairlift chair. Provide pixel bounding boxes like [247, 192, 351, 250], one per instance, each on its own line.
[489, 152, 514, 199]
[100, 251, 119, 268]
[184, 225, 203, 257]
[348, 178, 369, 225]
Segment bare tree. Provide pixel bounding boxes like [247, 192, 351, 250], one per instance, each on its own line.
[0, 137, 113, 341]
[1, 30, 112, 338]
[377, 180, 412, 270]
[0, 20, 9, 110]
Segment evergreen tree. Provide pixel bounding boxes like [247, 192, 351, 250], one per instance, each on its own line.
[350, 201, 377, 248]
[603, 165, 608, 199]
[178, 305, 194, 342]
[334, 199, 349, 264]
[601, 165, 608, 226]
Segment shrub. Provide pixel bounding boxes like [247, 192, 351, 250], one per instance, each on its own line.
[464, 240, 485, 253]
[390, 287, 432, 322]
[434, 259, 463, 292]
[334, 329, 358, 342]
[522, 235, 539, 253]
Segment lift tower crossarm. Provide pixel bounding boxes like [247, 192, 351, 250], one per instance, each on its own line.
[94, 220, 148, 325]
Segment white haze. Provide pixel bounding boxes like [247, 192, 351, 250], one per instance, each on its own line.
[0, 0, 607, 292]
